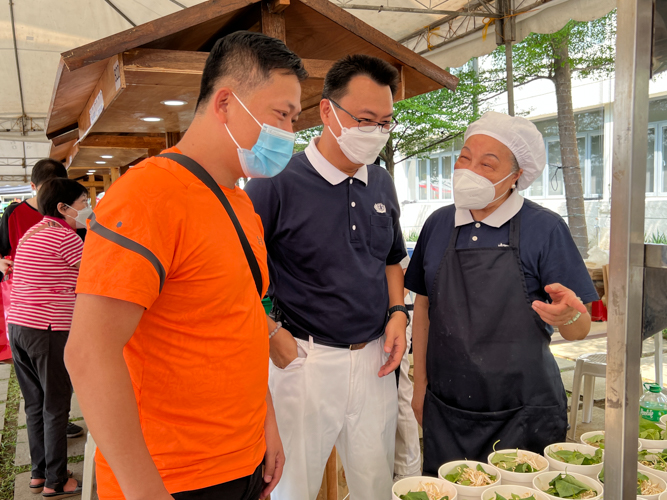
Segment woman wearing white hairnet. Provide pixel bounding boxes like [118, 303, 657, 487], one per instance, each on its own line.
[405, 112, 599, 474]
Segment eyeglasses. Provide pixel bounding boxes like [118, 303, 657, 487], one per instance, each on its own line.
[329, 100, 398, 134]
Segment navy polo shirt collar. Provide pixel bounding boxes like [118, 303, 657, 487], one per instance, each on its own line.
[455, 190, 524, 228]
[305, 137, 368, 186]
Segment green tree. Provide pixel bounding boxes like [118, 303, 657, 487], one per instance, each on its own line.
[489, 12, 616, 257]
[380, 63, 502, 178]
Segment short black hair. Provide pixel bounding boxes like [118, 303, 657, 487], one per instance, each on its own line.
[322, 55, 400, 102]
[37, 178, 88, 219]
[31, 159, 67, 188]
[196, 31, 308, 111]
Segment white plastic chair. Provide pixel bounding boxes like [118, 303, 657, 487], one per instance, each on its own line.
[567, 352, 606, 441]
[81, 431, 97, 500]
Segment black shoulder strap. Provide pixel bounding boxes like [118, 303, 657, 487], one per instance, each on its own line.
[157, 153, 263, 297]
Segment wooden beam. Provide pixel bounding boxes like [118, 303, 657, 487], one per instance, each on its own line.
[110, 167, 121, 183]
[122, 48, 208, 75]
[296, 0, 458, 91]
[302, 59, 333, 79]
[261, 0, 286, 42]
[103, 174, 111, 191]
[80, 135, 167, 150]
[77, 55, 125, 140]
[51, 128, 80, 147]
[87, 175, 98, 207]
[394, 65, 405, 102]
[61, 0, 261, 71]
[165, 132, 182, 148]
[269, 0, 290, 13]
[325, 448, 337, 499]
[81, 181, 105, 188]
[301, 94, 322, 112]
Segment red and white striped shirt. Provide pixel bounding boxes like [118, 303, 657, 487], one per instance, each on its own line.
[8, 216, 83, 331]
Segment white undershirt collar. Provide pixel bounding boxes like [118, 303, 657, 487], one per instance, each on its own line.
[454, 190, 524, 228]
[305, 137, 368, 186]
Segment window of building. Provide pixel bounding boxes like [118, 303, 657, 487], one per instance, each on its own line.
[647, 98, 667, 195]
[530, 109, 604, 199]
[405, 137, 461, 202]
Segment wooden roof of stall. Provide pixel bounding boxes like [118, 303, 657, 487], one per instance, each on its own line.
[46, 0, 458, 171]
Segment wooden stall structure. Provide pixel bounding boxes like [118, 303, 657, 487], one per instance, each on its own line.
[46, 0, 457, 206]
[44, 0, 457, 495]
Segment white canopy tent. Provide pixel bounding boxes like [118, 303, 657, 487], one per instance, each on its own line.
[1, 0, 615, 183]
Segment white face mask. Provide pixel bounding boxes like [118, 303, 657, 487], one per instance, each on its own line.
[328, 102, 390, 165]
[64, 204, 93, 229]
[453, 169, 514, 210]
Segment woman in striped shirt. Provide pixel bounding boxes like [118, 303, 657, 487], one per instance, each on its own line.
[9, 178, 90, 499]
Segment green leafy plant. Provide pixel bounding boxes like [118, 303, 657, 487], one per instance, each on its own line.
[404, 229, 420, 242]
[645, 231, 667, 244]
[548, 447, 603, 465]
[542, 473, 598, 498]
[639, 418, 667, 440]
[445, 464, 497, 486]
[583, 434, 605, 449]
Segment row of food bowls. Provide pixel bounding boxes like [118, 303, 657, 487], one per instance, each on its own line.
[392, 432, 666, 500]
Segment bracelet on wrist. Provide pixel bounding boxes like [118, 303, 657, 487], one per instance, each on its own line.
[269, 321, 282, 339]
[563, 311, 582, 326]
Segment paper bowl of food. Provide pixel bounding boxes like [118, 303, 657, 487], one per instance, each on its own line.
[579, 430, 643, 452]
[640, 419, 667, 450]
[659, 490, 667, 500]
[439, 461, 501, 500]
[543, 443, 603, 478]
[392, 476, 458, 500]
[532, 471, 602, 500]
[487, 448, 549, 486]
[481, 484, 547, 500]
[598, 466, 666, 499]
[639, 449, 667, 482]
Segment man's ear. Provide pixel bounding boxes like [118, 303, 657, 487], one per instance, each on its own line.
[320, 99, 331, 127]
[210, 87, 233, 125]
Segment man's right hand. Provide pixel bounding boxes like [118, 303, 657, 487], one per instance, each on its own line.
[269, 327, 299, 369]
[411, 380, 427, 427]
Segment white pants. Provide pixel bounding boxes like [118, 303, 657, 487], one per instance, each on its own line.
[394, 322, 422, 476]
[270, 336, 398, 500]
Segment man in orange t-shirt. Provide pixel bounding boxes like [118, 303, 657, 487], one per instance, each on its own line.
[65, 32, 307, 500]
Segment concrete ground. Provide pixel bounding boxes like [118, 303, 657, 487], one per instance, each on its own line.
[2, 322, 665, 500]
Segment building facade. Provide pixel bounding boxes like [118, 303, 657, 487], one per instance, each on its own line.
[394, 73, 667, 251]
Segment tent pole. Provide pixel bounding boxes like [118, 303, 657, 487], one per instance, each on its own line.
[505, 42, 515, 116]
[605, 0, 652, 497]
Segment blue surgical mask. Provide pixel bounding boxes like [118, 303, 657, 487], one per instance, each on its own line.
[225, 92, 295, 178]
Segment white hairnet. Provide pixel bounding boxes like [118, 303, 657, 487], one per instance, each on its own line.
[464, 111, 547, 191]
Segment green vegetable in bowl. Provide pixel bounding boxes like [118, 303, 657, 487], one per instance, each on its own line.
[584, 434, 605, 449]
[445, 464, 497, 486]
[490, 441, 543, 473]
[547, 447, 603, 465]
[638, 449, 667, 472]
[399, 492, 448, 500]
[494, 493, 537, 500]
[598, 468, 661, 495]
[542, 473, 597, 499]
[640, 418, 667, 440]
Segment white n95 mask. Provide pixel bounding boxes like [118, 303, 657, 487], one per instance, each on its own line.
[328, 103, 389, 165]
[453, 169, 514, 210]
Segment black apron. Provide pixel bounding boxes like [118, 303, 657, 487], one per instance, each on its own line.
[422, 214, 567, 476]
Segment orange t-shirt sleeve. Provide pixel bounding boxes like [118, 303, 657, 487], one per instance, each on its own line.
[76, 163, 183, 309]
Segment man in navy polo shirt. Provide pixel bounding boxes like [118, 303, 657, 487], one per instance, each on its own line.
[245, 55, 408, 500]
